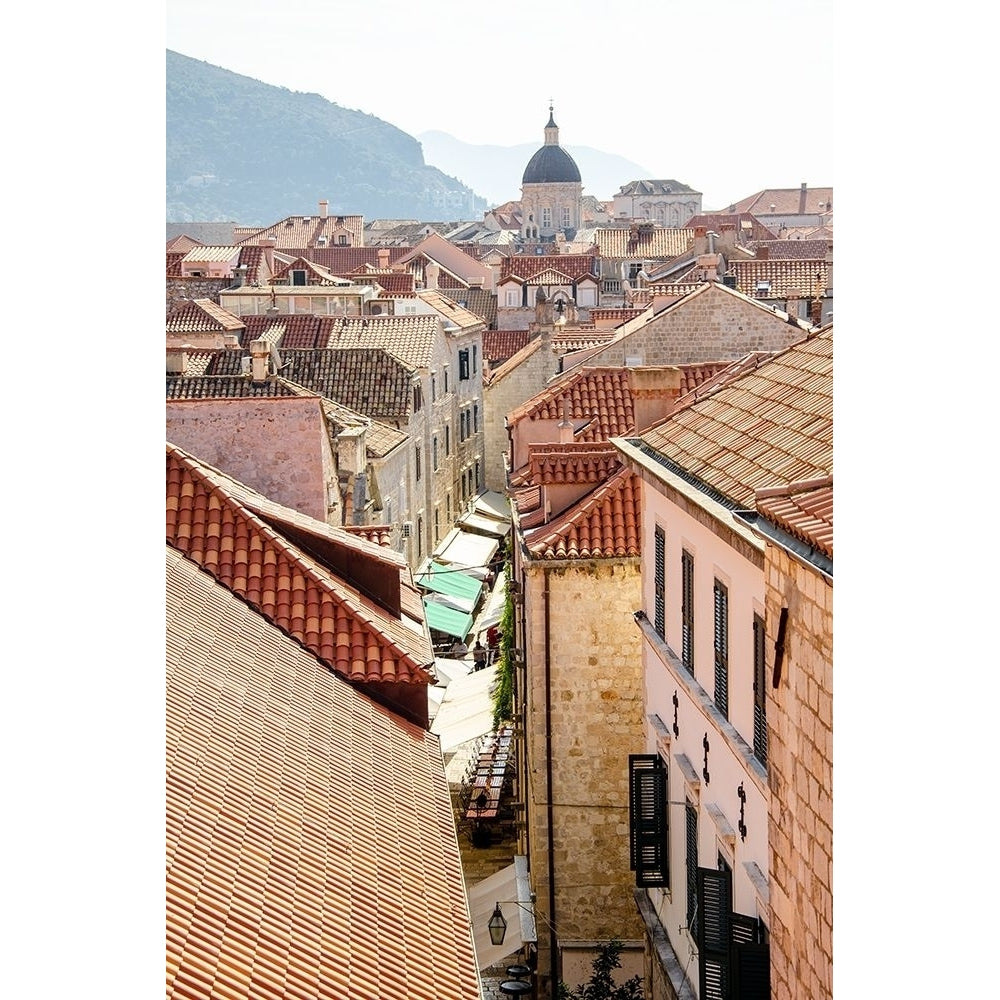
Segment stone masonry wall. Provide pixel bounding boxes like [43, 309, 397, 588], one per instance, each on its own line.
[167, 277, 231, 313]
[523, 560, 646, 996]
[765, 548, 833, 1000]
[581, 284, 805, 367]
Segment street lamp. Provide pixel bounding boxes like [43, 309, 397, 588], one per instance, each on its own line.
[489, 901, 508, 946]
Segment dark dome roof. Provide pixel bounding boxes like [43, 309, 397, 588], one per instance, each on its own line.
[522, 145, 581, 185]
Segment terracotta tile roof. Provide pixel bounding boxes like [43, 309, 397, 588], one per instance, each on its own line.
[169, 349, 218, 376]
[182, 244, 241, 264]
[523, 467, 642, 559]
[593, 227, 694, 258]
[345, 524, 395, 547]
[165, 234, 203, 252]
[203, 349, 249, 377]
[236, 214, 366, 248]
[508, 367, 636, 439]
[368, 271, 417, 294]
[500, 253, 599, 282]
[237, 244, 266, 283]
[485, 337, 543, 386]
[166, 549, 480, 1000]
[272, 255, 343, 284]
[728, 259, 829, 298]
[756, 476, 833, 559]
[324, 315, 442, 370]
[440, 288, 498, 328]
[637, 327, 832, 508]
[241, 314, 338, 350]
[549, 330, 615, 353]
[166, 442, 434, 685]
[526, 441, 622, 484]
[165, 376, 301, 399]
[685, 213, 777, 241]
[310, 246, 412, 270]
[418, 289, 487, 331]
[728, 187, 833, 216]
[166, 251, 184, 277]
[278, 347, 418, 420]
[590, 308, 645, 322]
[483, 329, 531, 364]
[166, 299, 245, 334]
[747, 239, 832, 259]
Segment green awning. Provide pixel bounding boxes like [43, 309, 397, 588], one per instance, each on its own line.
[416, 561, 485, 610]
[423, 596, 474, 641]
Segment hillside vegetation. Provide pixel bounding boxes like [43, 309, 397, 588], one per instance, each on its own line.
[166, 50, 487, 225]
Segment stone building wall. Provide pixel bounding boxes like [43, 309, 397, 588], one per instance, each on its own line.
[166, 277, 231, 313]
[579, 284, 805, 367]
[522, 560, 646, 997]
[764, 548, 833, 1000]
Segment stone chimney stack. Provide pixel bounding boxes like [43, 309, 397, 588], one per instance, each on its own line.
[799, 182, 808, 214]
[425, 262, 440, 290]
[319, 199, 329, 219]
[629, 367, 684, 433]
[233, 264, 248, 288]
[260, 237, 276, 275]
[825, 243, 833, 295]
[693, 225, 708, 256]
[250, 338, 270, 383]
[166, 348, 188, 376]
[719, 223, 737, 253]
[377, 248, 390, 269]
[757, 244, 769, 261]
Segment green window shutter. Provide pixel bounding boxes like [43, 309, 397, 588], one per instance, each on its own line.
[628, 754, 669, 887]
[682, 550, 694, 672]
[753, 614, 768, 766]
[713, 580, 729, 718]
[654, 527, 666, 636]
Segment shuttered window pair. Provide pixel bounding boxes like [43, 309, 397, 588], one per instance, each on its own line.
[628, 754, 668, 887]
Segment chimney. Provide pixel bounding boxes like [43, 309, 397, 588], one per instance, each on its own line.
[558, 401, 574, 443]
[250, 338, 270, 382]
[628, 367, 684, 432]
[799, 183, 807, 214]
[377, 248, 390, 269]
[260, 237, 276, 275]
[693, 225, 707, 255]
[166, 348, 188, 375]
[319, 199, 329, 219]
[825, 243, 833, 295]
[233, 264, 248, 288]
[756, 244, 769, 261]
[707, 231, 718, 254]
[718, 223, 736, 253]
[425, 262, 440, 290]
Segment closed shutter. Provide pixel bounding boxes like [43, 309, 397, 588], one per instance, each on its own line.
[654, 527, 666, 636]
[682, 550, 694, 672]
[713, 581, 729, 718]
[733, 942, 770, 999]
[696, 866, 732, 1000]
[753, 614, 768, 765]
[685, 802, 698, 932]
[628, 754, 669, 887]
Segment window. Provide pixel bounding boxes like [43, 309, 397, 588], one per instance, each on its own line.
[434, 507, 440, 543]
[542, 207, 551, 228]
[415, 444, 421, 482]
[562, 206, 571, 228]
[433, 436, 439, 471]
[338, 235, 347, 246]
[472, 345, 478, 374]
[753, 614, 768, 766]
[459, 348, 470, 380]
[431, 372, 437, 402]
[682, 550, 695, 673]
[445, 423, 451, 456]
[473, 402, 479, 433]
[685, 801, 698, 933]
[291, 270, 307, 286]
[506, 289, 519, 307]
[446, 493, 452, 523]
[416, 516, 423, 558]
[713, 580, 729, 718]
[474, 459, 481, 489]
[654, 526, 666, 637]
[460, 410, 467, 442]
[443, 366, 449, 393]
[413, 383, 423, 412]
[628, 754, 669, 887]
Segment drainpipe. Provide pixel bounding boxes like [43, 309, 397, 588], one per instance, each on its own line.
[544, 570, 557, 997]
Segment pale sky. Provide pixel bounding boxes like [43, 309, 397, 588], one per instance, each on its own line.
[165, 0, 835, 210]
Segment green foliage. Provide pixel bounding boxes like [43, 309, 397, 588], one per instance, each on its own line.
[166, 49, 487, 224]
[491, 550, 515, 730]
[557, 940, 644, 1000]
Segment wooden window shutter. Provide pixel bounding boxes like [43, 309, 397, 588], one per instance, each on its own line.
[682, 550, 694, 672]
[753, 614, 768, 766]
[685, 802, 698, 931]
[628, 754, 669, 887]
[654, 527, 666, 637]
[713, 580, 729, 718]
[696, 865, 732, 1000]
[733, 941, 771, 999]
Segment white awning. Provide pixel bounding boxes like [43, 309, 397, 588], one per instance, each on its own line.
[433, 528, 499, 573]
[468, 855, 536, 971]
[429, 665, 497, 754]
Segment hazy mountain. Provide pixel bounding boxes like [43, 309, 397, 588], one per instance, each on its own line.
[166, 50, 489, 225]
[417, 130, 655, 207]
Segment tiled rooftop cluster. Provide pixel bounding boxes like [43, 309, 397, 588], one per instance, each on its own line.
[757, 477, 834, 558]
[166, 442, 433, 686]
[499, 254, 599, 282]
[729, 259, 830, 298]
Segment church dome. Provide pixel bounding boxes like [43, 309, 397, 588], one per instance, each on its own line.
[521, 108, 582, 185]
